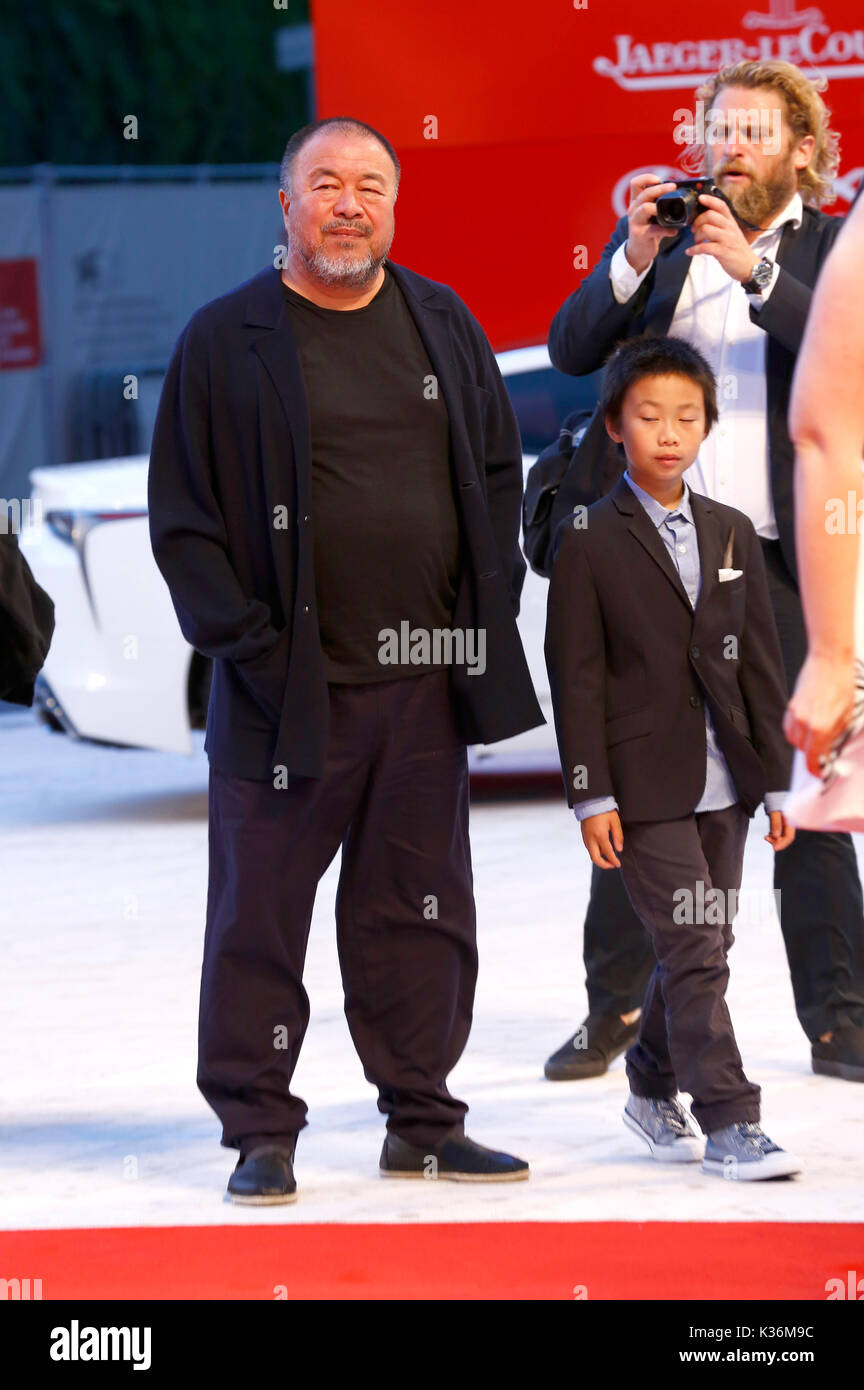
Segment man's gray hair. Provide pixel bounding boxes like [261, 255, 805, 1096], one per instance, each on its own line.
[279, 117, 401, 197]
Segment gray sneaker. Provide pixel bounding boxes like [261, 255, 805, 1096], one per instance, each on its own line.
[623, 1094, 705, 1163]
[702, 1122, 802, 1181]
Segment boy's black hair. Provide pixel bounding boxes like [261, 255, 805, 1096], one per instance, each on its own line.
[600, 334, 719, 433]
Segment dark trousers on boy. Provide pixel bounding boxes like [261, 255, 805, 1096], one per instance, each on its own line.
[618, 802, 761, 1132]
[582, 543, 864, 1043]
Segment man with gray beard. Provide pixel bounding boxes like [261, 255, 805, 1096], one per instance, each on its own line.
[148, 117, 543, 1203]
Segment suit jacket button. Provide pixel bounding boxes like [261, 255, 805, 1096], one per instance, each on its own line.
[689, 694, 700, 707]
[691, 645, 700, 659]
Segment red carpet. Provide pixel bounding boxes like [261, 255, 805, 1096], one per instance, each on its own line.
[3, 1222, 863, 1299]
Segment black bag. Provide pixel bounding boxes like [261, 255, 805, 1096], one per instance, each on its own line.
[526, 396, 629, 577]
[522, 402, 630, 578]
[522, 407, 593, 579]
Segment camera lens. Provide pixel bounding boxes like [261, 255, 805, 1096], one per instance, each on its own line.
[658, 195, 687, 226]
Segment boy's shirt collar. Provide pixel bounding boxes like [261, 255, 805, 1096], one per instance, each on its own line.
[623, 468, 694, 527]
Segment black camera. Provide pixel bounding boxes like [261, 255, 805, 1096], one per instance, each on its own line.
[651, 178, 731, 229]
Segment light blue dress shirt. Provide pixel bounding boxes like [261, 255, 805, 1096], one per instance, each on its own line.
[573, 469, 786, 822]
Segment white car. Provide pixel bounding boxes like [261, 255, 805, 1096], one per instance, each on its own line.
[22, 348, 599, 772]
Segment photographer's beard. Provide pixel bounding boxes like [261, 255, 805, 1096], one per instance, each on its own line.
[711, 151, 800, 228]
[285, 213, 393, 289]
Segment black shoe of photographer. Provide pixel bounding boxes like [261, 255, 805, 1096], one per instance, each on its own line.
[227, 1145, 298, 1205]
[544, 1011, 640, 1080]
[811, 1025, 864, 1082]
[380, 1130, 529, 1182]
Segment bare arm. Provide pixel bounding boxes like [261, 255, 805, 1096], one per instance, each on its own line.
[784, 194, 864, 772]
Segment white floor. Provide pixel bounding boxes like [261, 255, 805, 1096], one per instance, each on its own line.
[2, 711, 862, 1230]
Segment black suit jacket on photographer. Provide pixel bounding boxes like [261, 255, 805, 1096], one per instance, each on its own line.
[546, 203, 844, 583]
[544, 477, 792, 822]
[148, 261, 544, 782]
[0, 530, 55, 706]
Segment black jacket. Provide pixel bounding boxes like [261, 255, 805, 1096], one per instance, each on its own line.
[148, 262, 544, 780]
[544, 477, 792, 822]
[0, 530, 55, 706]
[547, 203, 844, 582]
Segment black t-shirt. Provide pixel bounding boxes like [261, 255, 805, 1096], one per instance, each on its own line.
[282, 266, 461, 683]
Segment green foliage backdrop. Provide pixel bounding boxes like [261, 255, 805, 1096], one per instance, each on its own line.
[1, 0, 312, 166]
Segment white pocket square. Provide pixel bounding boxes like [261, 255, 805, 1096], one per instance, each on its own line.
[718, 568, 743, 582]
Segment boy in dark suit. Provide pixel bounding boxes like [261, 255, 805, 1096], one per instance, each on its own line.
[545, 334, 801, 1180]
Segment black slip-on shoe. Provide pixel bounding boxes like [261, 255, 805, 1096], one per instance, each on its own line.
[227, 1145, 298, 1205]
[544, 1011, 640, 1080]
[379, 1131, 529, 1182]
[812, 1025, 864, 1082]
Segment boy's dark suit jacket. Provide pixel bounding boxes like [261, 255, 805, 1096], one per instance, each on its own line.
[544, 476, 793, 822]
[148, 262, 543, 782]
[546, 203, 844, 583]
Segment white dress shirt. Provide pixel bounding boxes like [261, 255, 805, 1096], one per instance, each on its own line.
[609, 192, 804, 540]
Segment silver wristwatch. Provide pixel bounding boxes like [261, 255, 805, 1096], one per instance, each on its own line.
[742, 255, 774, 294]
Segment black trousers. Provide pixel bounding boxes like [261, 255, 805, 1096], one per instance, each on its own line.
[197, 670, 478, 1154]
[581, 540, 864, 1041]
[620, 803, 760, 1132]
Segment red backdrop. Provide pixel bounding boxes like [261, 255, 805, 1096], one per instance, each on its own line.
[312, 0, 864, 348]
